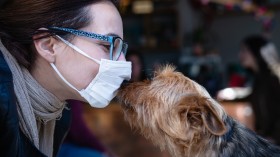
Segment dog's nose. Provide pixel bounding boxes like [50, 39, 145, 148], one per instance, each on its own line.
[120, 80, 130, 88]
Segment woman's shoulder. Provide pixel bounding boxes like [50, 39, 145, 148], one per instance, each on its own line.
[0, 50, 15, 115]
[0, 50, 70, 156]
[0, 50, 12, 81]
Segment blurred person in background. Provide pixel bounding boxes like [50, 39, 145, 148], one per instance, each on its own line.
[126, 50, 147, 82]
[239, 34, 280, 145]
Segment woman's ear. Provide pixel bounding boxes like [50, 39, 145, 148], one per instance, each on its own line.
[33, 30, 57, 63]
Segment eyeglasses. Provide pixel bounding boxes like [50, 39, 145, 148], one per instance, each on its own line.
[49, 27, 128, 61]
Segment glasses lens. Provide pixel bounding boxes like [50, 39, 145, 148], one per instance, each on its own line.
[122, 43, 128, 56]
[112, 38, 123, 60]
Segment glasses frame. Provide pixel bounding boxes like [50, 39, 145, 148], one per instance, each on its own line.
[49, 27, 128, 61]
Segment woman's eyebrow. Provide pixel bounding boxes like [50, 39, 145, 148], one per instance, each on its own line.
[105, 33, 121, 38]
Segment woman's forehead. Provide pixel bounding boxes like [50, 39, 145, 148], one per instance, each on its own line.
[85, 2, 123, 38]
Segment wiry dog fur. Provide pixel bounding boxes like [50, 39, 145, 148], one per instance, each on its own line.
[117, 65, 280, 157]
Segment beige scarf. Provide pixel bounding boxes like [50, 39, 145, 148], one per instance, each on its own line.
[0, 40, 66, 157]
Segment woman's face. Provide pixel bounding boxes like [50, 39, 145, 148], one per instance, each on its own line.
[239, 44, 258, 71]
[54, 1, 125, 99]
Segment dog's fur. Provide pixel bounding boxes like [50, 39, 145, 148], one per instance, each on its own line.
[117, 65, 280, 157]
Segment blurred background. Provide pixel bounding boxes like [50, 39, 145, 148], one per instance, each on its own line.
[61, 1, 280, 157]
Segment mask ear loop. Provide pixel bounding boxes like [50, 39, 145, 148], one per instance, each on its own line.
[261, 43, 280, 82]
[50, 35, 101, 93]
[50, 63, 80, 92]
[55, 35, 101, 64]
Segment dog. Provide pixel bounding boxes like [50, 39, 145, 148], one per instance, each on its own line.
[116, 65, 280, 157]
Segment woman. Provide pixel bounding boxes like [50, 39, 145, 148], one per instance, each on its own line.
[0, 0, 131, 156]
[239, 34, 280, 145]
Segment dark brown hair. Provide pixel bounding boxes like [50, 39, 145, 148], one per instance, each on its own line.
[0, 0, 119, 69]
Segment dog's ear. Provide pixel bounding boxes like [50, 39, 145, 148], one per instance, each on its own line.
[200, 98, 227, 136]
[177, 95, 227, 136]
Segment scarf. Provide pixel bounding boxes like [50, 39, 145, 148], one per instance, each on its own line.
[0, 40, 66, 157]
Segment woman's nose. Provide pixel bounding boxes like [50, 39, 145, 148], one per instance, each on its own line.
[118, 52, 126, 61]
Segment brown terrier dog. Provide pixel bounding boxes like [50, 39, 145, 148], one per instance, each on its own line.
[117, 65, 280, 157]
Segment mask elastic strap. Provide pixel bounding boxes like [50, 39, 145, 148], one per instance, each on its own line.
[56, 35, 101, 64]
[50, 63, 79, 92]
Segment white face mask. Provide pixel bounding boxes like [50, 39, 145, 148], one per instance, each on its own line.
[51, 35, 131, 108]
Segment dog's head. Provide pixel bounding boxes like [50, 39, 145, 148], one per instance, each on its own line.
[117, 65, 227, 154]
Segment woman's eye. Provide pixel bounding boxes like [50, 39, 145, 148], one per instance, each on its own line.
[103, 45, 110, 52]
[98, 43, 110, 53]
